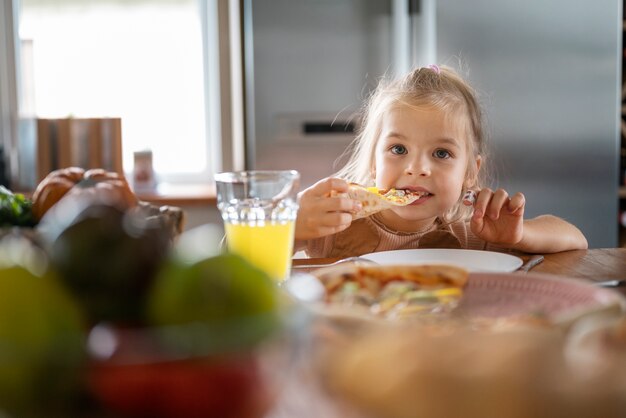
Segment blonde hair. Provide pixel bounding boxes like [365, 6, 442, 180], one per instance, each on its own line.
[335, 65, 487, 223]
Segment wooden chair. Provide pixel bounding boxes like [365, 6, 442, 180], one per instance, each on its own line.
[36, 117, 123, 182]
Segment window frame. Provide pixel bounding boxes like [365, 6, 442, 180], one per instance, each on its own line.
[0, 0, 245, 191]
[0, 0, 20, 188]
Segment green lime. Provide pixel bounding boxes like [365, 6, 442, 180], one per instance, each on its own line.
[146, 253, 281, 351]
[0, 265, 85, 417]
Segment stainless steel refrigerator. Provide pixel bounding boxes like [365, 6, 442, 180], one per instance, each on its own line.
[243, 0, 621, 248]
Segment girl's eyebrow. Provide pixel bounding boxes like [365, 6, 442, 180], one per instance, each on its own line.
[437, 137, 462, 147]
[383, 131, 407, 140]
[383, 132, 461, 147]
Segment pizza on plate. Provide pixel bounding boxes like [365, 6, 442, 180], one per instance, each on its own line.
[313, 264, 469, 320]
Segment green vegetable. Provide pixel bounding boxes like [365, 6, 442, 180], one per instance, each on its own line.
[0, 186, 36, 227]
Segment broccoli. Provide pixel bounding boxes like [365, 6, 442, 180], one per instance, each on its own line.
[0, 186, 36, 227]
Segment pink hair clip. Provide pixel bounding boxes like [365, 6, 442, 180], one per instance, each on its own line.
[427, 64, 441, 74]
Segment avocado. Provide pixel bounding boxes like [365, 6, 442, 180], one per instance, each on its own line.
[38, 195, 171, 324]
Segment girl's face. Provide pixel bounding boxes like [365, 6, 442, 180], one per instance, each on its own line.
[373, 104, 479, 232]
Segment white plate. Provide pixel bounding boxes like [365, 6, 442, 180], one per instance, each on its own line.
[361, 249, 523, 272]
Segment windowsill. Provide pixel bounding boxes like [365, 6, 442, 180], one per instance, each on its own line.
[18, 182, 217, 207]
[135, 183, 217, 207]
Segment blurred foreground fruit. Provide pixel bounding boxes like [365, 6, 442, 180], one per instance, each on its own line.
[0, 234, 85, 417]
[87, 324, 271, 418]
[87, 233, 287, 418]
[147, 252, 281, 346]
[38, 194, 171, 323]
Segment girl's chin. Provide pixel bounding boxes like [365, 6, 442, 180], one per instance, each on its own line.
[381, 209, 438, 231]
[390, 207, 435, 219]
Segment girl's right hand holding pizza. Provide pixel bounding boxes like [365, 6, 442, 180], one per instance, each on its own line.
[295, 177, 362, 240]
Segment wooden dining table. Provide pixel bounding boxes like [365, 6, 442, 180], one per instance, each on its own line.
[266, 248, 626, 418]
[292, 248, 626, 295]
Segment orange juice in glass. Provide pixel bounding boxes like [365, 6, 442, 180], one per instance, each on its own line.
[215, 171, 299, 281]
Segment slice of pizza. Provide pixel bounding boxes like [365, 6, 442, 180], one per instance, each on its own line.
[313, 264, 469, 320]
[332, 183, 426, 219]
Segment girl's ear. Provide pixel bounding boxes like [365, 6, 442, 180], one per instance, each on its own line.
[475, 155, 482, 173]
[464, 155, 482, 189]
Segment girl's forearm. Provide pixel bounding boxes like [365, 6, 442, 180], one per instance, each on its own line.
[513, 215, 588, 253]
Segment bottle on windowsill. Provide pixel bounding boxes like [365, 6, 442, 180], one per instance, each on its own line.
[132, 150, 157, 193]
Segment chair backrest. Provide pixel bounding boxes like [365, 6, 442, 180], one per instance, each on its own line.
[36, 117, 123, 182]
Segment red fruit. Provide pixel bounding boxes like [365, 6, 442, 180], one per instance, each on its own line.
[88, 352, 273, 418]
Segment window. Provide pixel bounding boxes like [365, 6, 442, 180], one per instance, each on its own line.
[14, 0, 223, 186]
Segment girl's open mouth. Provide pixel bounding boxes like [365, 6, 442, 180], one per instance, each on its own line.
[409, 192, 432, 205]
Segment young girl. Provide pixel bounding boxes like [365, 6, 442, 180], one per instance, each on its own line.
[294, 65, 587, 258]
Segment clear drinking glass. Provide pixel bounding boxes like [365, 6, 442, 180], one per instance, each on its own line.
[215, 170, 300, 281]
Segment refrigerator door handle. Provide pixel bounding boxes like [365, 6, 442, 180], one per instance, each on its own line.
[409, 0, 420, 15]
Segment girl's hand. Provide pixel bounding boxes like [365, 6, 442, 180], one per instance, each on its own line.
[466, 188, 525, 246]
[295, 177, 362, 240]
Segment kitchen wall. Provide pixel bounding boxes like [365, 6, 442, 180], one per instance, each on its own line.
[248, 0, 393, 188]
[183, 205, 223, 232]
[246, 0, 621, 248]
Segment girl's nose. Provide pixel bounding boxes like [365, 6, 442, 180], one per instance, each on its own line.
[405, 156, 431, 176]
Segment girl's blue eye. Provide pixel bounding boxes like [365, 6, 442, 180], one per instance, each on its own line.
[390, 145, 407, 155]
[434, 149, 451, 159]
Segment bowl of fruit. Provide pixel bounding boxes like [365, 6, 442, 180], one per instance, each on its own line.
[0, 174, 306, 418]
[85, 246, 304, 418]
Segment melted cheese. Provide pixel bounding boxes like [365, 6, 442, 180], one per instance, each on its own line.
[366, 187, 414, 204]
